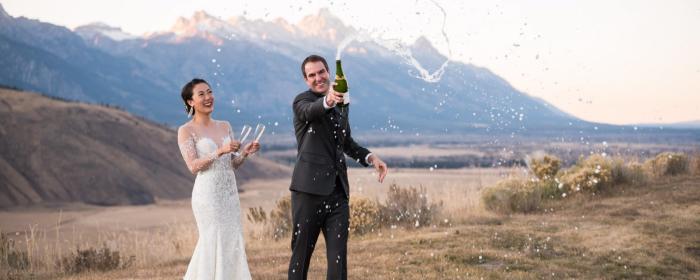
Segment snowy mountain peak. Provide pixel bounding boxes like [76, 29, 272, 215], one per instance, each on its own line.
[167, 10, 237, 45]
[171, 10, 229, 36]
[0, 3, 10, 19]
[164, 9, 355, 46]
[411, 36, 443, 57]
[297, 8, 353, 42]
[408, 35, 448, 70]
[74, 22, 136, 41]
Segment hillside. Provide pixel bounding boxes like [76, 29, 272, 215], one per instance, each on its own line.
[0, 88, 290, 207]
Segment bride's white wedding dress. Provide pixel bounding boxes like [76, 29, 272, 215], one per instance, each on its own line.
[179, 124, 251, 280]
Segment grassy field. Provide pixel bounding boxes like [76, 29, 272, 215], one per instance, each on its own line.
[2, 168, 699, 279]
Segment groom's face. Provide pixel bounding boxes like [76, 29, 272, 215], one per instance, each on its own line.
[303, 61, 330, 94]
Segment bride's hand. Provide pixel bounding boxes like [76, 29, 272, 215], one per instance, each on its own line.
[217, 140, 241, 156]
[229, 140, 241, 153]
[243, 141, 260, 156]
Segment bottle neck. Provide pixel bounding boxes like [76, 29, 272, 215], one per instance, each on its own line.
[335, 60, 344, 77]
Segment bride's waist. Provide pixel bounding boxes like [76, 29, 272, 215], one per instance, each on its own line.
[192, 181, 237, 196]
[195, 164, 235, 175]
[194, 167, 235, 180]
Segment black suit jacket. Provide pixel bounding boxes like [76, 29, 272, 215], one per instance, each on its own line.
[290, 90, 371, 197]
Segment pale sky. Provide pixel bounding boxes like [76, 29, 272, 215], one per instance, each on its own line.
[3, 0, 699, 125]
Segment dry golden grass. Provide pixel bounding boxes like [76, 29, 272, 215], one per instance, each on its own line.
[2, 168, 699, 279]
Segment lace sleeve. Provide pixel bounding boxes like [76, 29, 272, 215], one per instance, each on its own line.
[178, 126, 218, 174]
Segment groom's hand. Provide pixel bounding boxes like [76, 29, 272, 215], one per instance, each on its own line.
[325, 83, 344, 107]
[369, 154, 388, 183]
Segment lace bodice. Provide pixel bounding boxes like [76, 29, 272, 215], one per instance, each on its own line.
[194, 136, 233, 174]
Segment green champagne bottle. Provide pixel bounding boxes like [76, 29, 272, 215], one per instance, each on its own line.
[333, 60, 348, 108]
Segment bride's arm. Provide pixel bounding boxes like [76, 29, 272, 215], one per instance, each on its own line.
[178, 126, 225, 174]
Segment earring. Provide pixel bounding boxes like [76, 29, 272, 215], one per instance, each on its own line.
[188, 106, 194, 118]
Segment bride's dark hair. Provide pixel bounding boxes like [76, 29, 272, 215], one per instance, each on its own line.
[181, 78, 209, 114]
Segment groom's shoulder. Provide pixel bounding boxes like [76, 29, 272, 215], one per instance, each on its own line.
[293, 89, 314, 101]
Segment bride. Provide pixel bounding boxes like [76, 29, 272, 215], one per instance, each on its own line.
[177, 78, 259, 279]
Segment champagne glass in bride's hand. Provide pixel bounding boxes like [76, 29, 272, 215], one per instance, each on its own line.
[231, 124, 251, 156]
[253, 124, 266, 142]
[241, 124, 264, 157]
[239, 125, 252, 143]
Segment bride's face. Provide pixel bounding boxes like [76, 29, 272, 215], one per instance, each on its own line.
[189, 82, 214, 115]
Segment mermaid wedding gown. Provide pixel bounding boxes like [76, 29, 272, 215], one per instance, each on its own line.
[178, 125, 251, 280]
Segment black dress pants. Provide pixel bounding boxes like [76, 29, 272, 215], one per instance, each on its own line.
[288, 181, 349, 280]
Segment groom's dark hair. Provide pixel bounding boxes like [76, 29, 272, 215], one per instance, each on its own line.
[181, 78, 209, 114]
[301, 54, 329, 79]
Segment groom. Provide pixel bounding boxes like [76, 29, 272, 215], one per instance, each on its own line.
[288, 54, 388, 280]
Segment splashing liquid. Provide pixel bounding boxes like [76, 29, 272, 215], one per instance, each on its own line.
[335, 0, 453, 83]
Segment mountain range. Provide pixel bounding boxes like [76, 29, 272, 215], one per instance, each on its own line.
[0, 4, 595, 135]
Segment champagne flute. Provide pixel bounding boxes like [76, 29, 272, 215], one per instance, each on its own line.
[254, 124, 266, 142]
[239, 125, 252, 143]
[231, 124, 251, 156]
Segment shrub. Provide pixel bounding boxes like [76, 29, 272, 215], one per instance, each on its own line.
[530, 155, 561, 180]
[251, 185, 445, 239]
[268, 196, 292, 240]
[528, 154, 563, 199]
[610, 158, 627, 185]
[378, 184, 442, 229]
[60, 246, 133, 274]
[349, 196, 380, 236]
[538, 178, 564, 200]
[0, 231, 30, 270]
[693, 154, 700, 176]
[608, 159, 648, 186]
[644, 152, 689, 177]
[246, 206, 267, 224]
[559, 155, 613, 193]
[619, 162, 648, 185]
[481, 178, 543, 214]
